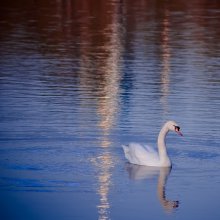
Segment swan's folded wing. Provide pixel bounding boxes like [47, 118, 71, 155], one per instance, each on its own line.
[122, 145, 134, 163]
[143, 144, 157, 154]
[122, 143, 160, 166]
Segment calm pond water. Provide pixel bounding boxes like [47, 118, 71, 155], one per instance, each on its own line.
[0, 0, 220, 220]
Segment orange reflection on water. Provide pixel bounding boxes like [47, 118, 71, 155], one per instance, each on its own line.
[96, 153, 113, 220]
[96, 14, 122, 220]
[85, 2, 122, 220]
[96, 19, 122, 137]
[160, 9, 171, 116]
[91, 152, 114, 220]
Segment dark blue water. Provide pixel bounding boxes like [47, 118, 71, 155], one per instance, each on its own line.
[0, 1, 220, 220]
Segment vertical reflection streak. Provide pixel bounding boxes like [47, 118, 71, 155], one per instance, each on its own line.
[95, 153, 113, 220]
[95, 3, 123, 220]
[160, 9, 171, 116]
[75, 2, 123, 218]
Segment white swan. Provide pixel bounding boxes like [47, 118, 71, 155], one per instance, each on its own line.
[122, 121, 183, 167]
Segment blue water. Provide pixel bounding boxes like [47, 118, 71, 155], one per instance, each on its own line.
[0, 1, 220, 220]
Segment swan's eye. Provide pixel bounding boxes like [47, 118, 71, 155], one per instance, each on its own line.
[174, 126, 180, 131]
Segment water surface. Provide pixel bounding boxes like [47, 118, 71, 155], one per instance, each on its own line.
[0, 1, 220, 220]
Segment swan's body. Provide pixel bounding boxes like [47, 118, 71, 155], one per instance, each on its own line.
[122, 121, 183, 167]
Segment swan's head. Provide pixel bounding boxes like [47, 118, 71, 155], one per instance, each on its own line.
[166, 121, 183, 136]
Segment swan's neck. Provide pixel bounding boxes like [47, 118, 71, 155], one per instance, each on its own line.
[157, 125, 171, 166]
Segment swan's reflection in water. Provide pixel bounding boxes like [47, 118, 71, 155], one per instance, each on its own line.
[126, 164, 179, 213]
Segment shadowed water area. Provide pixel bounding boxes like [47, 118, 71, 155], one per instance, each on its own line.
[0, 0, 220, 219]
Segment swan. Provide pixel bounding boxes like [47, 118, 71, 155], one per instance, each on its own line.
[122, 121, 183, 167]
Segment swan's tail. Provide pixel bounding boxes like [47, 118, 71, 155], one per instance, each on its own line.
[122, 145, 130, 161]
